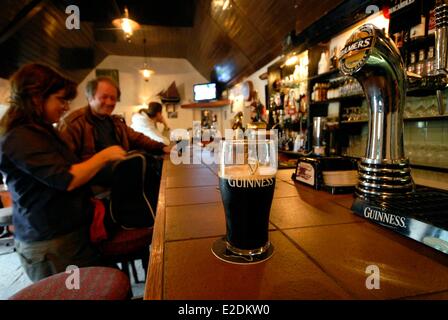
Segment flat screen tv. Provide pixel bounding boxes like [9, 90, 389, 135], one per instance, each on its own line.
[193, 82, 217, 102]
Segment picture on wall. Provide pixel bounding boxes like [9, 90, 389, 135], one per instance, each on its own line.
[168, 111, 178, 119]
[96, 69, 120, 101]
[166, 104, 176, 113]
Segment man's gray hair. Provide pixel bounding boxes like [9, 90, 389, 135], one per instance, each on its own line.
[85, 76, 121, 100]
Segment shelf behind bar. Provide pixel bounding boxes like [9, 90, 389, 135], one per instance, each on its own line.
[307, 69, 341, 81]
[310, 94, 365, 105]
[341, 116, 448, 124]
[181, 99, 230, 109]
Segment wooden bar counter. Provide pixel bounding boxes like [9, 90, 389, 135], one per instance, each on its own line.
[144, 150, 448, 300]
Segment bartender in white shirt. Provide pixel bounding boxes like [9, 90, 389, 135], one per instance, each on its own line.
[131, 101, 170, 146]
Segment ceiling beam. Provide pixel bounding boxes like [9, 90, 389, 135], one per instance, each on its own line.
[0, 0, 47, 44]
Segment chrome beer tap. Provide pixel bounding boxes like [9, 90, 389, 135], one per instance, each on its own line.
[435, 0, 448, 115]
[339, 24, 414, 198]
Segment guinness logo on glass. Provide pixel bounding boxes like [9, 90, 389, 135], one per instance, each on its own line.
[227, 177, 275, 188]
[340, 24, 376, 75]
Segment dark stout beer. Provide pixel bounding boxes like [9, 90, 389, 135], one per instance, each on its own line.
[219, 165, 276, 251]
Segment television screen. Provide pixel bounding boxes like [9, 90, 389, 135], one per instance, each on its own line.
[194, 83, 217, 102]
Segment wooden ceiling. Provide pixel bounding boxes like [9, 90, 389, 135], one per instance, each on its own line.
[0, 0, 347, 85]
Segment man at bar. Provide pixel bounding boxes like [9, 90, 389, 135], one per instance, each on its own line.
[58, 77, 170, 212]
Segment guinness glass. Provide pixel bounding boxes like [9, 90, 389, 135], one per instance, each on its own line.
[218, 139, 277, 258]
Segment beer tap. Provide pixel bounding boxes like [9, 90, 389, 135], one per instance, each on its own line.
[435, 0, 448, 115]
[339, 24, 414, 198]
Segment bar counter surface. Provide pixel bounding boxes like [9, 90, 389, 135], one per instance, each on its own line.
[144, 150, 448, 300]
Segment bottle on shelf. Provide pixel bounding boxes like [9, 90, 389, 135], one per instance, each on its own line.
[407, 52, 417, 74]
[329, 47, 338, 70]
[293, 131, 306, 152]
[415, 49, 426, 76]
[312, 83, 329, 102]
[426, 46, 435, 76]
[318, 50, 330, 75]
[393, 31, 404, 49]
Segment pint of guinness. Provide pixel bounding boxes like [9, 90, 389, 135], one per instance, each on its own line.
[218, 139, 277, 257]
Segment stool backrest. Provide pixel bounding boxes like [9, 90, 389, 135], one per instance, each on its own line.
[110, 152, 155, 229]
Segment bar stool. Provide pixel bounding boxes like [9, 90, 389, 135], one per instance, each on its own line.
[98, 227, 153, 283]
[0, 184, 13, 232]
[0, 207, 14, 250]
[9, 267, 131, 300]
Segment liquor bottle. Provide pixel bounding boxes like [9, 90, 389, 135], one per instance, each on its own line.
[329, 47, 338, 70]
[318, 51, 330, 74]
[407, 52, 417, 73]
[393, 31, 404, 49]
[415, 49, 426, 76]
[426, 46, 435, 76]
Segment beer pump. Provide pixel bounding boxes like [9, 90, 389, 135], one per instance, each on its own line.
[339, 24, 448, 254]
[436, 0, 448, 115]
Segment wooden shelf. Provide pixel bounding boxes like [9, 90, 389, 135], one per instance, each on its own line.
[404, 115, 448, 121]
[340, 116, 448, 125]
[310, 94, 365, 105]
[308, 69, 341, 81]
[181, 100, 230, 109]
[341, 120, 368, 124]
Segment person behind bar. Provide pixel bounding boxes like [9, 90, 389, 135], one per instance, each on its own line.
[0, 63, 126, 282]
[130, 101, 170, 146]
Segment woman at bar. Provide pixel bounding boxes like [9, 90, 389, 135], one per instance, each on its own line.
[0, 63, 126, 282]
[130, 102, 170, 146]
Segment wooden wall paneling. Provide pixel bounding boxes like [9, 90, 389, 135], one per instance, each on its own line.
[294, 0, 345, 34]
[0, 0, 35, 31]
[3, 1, 106, 82]
[95, 25, 190, 59]
[0, 0, 45, 44]
[1, 0, 371, 87]
[238, 0, 296, 47]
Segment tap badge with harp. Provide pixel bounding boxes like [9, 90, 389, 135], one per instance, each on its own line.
[339, 25, 376, 74]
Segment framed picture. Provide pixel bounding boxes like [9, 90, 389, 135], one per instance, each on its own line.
[96, 69, 120, 101]
[168, 111, 178, 119]
[166, 104, 176, 113]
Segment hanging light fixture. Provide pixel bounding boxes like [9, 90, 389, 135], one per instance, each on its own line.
[140, 37, 154, 81]
[112, 6, 140, 42]
[212, 0, 232, 12]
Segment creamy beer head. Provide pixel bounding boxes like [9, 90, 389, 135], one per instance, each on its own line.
[219, 164, 276, 180]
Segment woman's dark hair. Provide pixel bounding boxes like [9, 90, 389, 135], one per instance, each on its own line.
[0, 63, 77, 135]
[146, 101, 163, 118]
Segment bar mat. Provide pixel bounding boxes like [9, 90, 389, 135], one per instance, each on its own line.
[211, 237, 274, 265]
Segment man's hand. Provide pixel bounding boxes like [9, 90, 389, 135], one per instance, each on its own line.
[67, 145, 126, 191]
[99, 145, 127, 162]
[162, 145, 171, 154]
